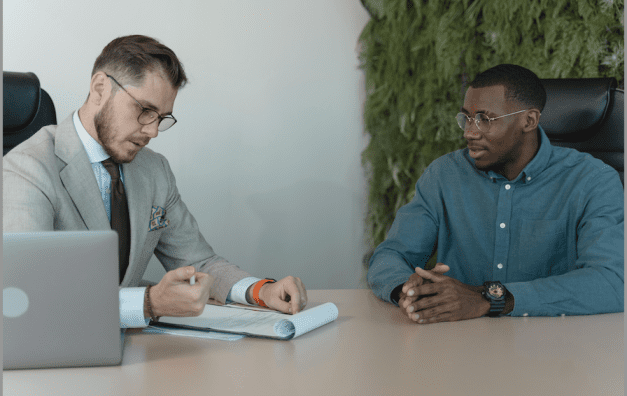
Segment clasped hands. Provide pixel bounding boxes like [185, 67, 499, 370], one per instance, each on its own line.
[399, 263, 490, 324]
[147, 266, 307, 318]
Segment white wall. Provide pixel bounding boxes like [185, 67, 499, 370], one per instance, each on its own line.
[4, 1, 371, 289]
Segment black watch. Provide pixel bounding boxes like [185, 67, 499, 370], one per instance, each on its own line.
[482, 281, 507, 317]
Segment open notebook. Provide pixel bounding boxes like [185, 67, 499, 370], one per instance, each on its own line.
[150, 301, 338, 340]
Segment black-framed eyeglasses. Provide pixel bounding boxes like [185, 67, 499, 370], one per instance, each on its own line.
[106, 74, 177, 132]
[456, 109, 530, 132]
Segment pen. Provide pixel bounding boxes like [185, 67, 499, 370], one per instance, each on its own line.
[190, 275, 196, 285]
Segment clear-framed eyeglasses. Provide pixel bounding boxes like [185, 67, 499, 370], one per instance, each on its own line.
[106, 74, 177, 132]
[456, 109, 530, 132]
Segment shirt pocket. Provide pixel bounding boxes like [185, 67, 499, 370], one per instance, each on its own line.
[516, 220, 568, 278]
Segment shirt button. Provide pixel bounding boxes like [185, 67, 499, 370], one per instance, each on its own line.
[500, 223, 506, 228]
[105, 188, 111, 194]
[497, 263, 503, 269]
[523, 313, 529, 317]
[505, 184, 511, 190]
[527, 177, 531, 181]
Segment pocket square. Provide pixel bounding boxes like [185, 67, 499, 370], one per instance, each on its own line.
[149, 206, 169, 231]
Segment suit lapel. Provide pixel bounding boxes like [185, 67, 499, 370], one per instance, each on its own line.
[56, 116, 111, 230]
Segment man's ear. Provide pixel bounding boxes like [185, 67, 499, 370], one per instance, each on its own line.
[522, 109, 541, 133]
[88, 71, 111, 106]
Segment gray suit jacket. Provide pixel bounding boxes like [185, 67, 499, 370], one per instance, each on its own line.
[3, 114, 251, 302]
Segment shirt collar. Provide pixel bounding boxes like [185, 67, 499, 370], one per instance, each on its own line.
[466, 125, 553, 184]
[518, 125, 552, 184]
[73, 110, 110, 164]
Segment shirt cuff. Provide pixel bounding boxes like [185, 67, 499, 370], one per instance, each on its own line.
[226, 277, 261, 305]
[119, 287, 150, 328]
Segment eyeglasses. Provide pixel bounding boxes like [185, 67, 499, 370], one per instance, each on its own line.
[456, 109, 529, 132]
[106, 74, 177, 132]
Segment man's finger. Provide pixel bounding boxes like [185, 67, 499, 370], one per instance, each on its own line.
[195, 273, 214, 288]
[272, 298, 292, 314]
[413, 310, 454, 324]
[414, 266, 446, 282]
[402, 273, 423, 293]
[295, 277, 307, 308]
[284, 282, 302, 314]
[406, 289, 450, 316]
[412, 303, 454, 324]
[408, 288, 447, 313]
[400, 289, 420, 307]
[412, 282, 439, 297]
[405, 297, 420, 308]
[432, 263, 450, 274]
[169, 266, 196, 282]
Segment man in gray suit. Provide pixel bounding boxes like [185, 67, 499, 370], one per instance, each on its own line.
[3, 35, 307, 327]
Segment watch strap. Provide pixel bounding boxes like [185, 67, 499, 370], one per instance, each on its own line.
[252, 278, 276, 307]
[487, 299, 506, 317]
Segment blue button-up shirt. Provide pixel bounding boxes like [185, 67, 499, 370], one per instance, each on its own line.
[368, 126, 624, 316]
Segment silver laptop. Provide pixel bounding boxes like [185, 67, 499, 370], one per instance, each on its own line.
[3, 231, 124, 369]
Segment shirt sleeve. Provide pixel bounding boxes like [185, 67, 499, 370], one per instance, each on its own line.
[368, 167, 439, 305]
[119, 287, 150, 328]
[225, 277, 261, 305]
[120, 278, 261, 328]
[505, 166, 624, 316]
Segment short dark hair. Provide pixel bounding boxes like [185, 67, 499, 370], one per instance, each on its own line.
[92, 35, 187, 91]
[469, 64, 546, 112]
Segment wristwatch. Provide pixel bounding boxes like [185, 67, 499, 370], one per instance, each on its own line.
[482, 281, 507, 317]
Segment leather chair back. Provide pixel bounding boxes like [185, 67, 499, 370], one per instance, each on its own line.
[540, 78, 624, 186]
[3, 71, 57, 156]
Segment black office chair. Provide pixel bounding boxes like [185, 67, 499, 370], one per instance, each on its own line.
[3, 71, 57, 156]
[540, 78, 624, 186]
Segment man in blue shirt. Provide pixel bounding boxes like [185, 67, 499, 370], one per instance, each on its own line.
[368, 64, 624, 323]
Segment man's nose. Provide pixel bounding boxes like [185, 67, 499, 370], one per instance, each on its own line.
[142, 121, 160, 139]
[463, 121, 481, 140]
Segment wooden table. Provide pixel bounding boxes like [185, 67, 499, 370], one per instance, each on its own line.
[4, 289, 623, 395]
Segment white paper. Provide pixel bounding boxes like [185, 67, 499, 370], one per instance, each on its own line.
[142, 325, 244, 341]
[289, 303, 339, 338]
[157, 302, 338, 340]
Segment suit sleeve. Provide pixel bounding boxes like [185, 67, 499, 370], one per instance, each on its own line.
[152, 155, 252, 303]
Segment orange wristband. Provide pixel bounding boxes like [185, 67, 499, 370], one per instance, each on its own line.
[252, 279, 276, 307]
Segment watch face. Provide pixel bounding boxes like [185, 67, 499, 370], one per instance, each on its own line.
[487, 284, 504, 298]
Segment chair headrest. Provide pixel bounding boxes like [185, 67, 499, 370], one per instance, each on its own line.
[3, 71, 42, 133]
[540, 78, 617, 141]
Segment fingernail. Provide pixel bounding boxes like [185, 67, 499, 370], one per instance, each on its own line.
[407, 290, 414, 296]
[419, 319, 424, 324]
[407, 305, 414, 313]
[289, 307, 292, 313]
[413, 314, 419, 320]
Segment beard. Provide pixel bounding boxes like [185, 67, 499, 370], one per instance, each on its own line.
[94, 98, 140, 163]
